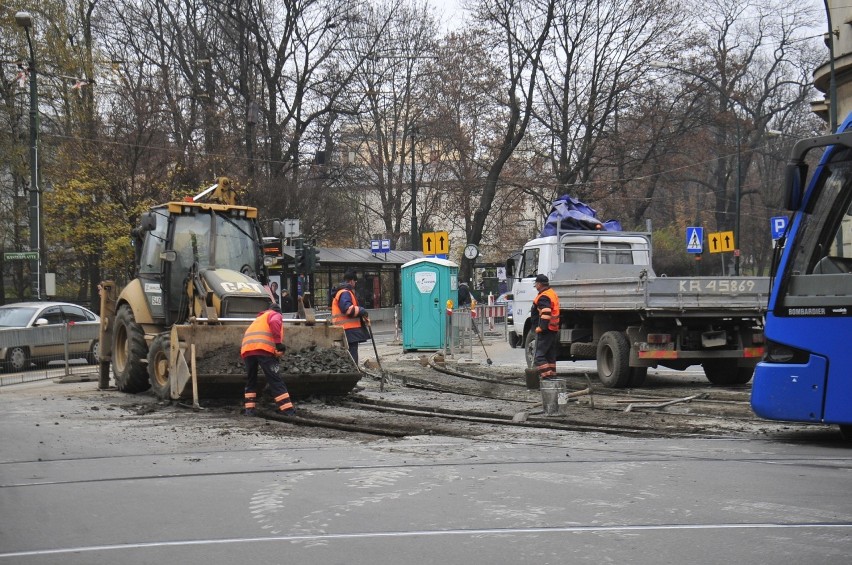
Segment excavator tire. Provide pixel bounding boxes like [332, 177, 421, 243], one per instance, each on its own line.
[147, 333, 171, 400]
[112, 304, 150, 393]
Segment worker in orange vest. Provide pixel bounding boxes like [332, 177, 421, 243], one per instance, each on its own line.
[531, 274, 561, 380]
[240, 302, 295, 416]
[331, 270, 369, 364]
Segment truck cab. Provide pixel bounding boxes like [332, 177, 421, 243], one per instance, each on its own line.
[508, 231, 652, 345]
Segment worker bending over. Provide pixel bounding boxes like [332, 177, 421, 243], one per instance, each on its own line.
[240, 302, 295, 416]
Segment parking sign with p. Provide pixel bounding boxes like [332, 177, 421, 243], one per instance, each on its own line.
[771, 216, 789, 240]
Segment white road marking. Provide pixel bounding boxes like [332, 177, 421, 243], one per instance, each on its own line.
[2, 522, 851, 558]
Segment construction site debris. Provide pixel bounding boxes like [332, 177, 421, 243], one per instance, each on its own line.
[194, 344, 357, 375]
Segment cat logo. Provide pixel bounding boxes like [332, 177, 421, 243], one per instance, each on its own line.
[220, 281, 264, 294]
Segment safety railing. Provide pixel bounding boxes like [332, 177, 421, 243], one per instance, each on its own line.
[444, 303, 508, 359]
[0, 323, 100, 386]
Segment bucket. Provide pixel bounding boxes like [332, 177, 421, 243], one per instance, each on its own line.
[540, 378, 569, 416]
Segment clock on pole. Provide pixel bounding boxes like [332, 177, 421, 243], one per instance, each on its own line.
[464, 244, 479, 260]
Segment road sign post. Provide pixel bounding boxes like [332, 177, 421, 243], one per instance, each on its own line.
[708, 231, 734, 254]
[686, 227, 703, 254]
[770, 216, 789, 240]
[421, 231, 449, 257]
[4, 252, 38, 261]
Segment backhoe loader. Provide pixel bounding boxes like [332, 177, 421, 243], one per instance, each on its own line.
[98, 178, 360, 406]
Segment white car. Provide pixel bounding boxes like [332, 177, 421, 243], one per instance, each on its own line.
[0, 302, 100, 372]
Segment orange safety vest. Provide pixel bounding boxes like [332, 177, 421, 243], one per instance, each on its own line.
[533, 287, 561, 332]
[240, 311, 283, 357]
[331, 287, 362, 330]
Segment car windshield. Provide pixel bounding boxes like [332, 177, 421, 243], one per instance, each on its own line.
[0, 307, 38, 327]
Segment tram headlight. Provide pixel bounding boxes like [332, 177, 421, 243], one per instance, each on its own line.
[763, 340, 810, 364]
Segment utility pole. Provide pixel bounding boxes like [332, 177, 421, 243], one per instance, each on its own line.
[734, 119, 741, 276]
[410, 124, 418, 251]
[16, 11, 42, 299]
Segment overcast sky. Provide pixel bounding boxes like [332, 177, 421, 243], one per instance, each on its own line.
[428, 0, 467, 30]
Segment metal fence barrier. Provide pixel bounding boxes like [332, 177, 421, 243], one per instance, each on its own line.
[0, 323, 100, 386]
[444, 304, 508, 359]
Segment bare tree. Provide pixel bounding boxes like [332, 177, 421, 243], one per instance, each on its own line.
[461, 0, 555, 280]
[336, 0, 438, 248]
[658, 0, 819, 274]
[420, 30, 507, 256]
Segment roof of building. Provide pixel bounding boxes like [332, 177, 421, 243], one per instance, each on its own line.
[281, 246, 425, 266]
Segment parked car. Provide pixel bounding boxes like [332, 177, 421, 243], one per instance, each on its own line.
[0, 302, 100, 372]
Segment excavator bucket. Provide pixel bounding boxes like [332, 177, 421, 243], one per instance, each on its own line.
[168, 320, 361, 406]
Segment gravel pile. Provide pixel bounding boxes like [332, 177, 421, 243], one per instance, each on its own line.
[194, 344, 357, 375]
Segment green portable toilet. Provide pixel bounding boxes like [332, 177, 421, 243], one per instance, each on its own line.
[401, 258, 459, 351]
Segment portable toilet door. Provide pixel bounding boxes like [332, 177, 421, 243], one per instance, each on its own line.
[401, 258, 458, 351]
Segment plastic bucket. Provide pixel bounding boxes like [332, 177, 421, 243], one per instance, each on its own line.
[540, 378, 569, 416]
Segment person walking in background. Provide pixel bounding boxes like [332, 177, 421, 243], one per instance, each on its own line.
[530, 274, 560, 381]
[280, 289, 296, 313]
[331, 270, 369, 364]
[458, 281, 473, 307]
[240, 302, 295, 416]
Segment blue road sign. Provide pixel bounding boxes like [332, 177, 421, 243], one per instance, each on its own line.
[686, 227, 703, 254]
[770, 216, 789, 240]
[371, 239, 391, 253]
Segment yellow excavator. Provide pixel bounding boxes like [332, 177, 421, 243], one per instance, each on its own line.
[97, 178, 360, 407]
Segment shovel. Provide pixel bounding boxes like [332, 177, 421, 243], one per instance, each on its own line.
[470, 319, 493, 366]
[365, 318, 387, 392]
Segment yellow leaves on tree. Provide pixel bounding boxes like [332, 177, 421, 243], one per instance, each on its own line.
[44, 172, 133, 277]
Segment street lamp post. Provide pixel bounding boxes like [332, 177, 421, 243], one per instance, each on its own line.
[734, 120, 741, 276]
[16, 11, 41, 299]
[410, 124, 418, 251]
[823, 0, 838, 132]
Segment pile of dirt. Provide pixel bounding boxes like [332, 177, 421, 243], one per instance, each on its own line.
[195, 345, 244, 375]
[194, 344, 356, 375]
[280, 347, 356, 374]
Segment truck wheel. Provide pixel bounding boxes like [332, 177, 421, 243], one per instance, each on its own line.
[702, 360, 753, 386]
[524, 331, 536, 369]
[147, 333, 171, 400]
[840, 425, 852, 442]
[596, 331, 630, 388]
[112, 304, 150, 393]
[509, 331, 521, 348]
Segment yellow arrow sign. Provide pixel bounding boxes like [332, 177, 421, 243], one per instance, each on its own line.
[422, 231, 449, 255]
[434, 231, 449, 254]
[708, 230, 735, 253]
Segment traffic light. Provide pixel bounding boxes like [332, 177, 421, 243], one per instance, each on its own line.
[295, 246, 307, 273]
[304, 245, 319, 272]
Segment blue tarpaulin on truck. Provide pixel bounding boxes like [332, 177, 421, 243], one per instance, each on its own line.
[539, 195, 621, 237]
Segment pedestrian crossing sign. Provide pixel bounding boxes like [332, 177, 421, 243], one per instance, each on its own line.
[686, 227, 703, 254]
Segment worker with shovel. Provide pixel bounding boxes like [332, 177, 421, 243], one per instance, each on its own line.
[531, 274, 560, 381]
[331, 270, 370, 364]
[240, 302, 295, 416]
